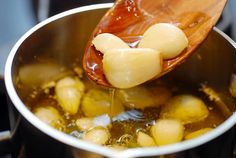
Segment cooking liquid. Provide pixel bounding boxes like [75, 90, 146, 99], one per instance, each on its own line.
[19, 69, 230, 148]
[109, 88, 116, 116]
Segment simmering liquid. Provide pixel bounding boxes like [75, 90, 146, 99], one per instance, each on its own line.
[16, 62, 234, 148]
[109, 88, 117, 117]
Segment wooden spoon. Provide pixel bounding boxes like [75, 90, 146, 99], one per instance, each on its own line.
[83, 0, 227, 87]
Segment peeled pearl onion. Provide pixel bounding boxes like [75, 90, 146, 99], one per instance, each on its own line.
[102, 48, 162, 89]
[139, 23, 188, 59]
[92, 33, 129, 54]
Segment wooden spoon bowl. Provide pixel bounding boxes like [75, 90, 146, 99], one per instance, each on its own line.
[83, 0, 227, 87]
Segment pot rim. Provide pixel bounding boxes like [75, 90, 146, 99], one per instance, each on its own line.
[4, 3, 236, 158]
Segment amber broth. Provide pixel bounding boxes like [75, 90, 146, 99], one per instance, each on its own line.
[16, 63, 232, 148]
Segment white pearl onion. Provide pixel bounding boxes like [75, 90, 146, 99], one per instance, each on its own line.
[82, 127, 110, 145]
[160, 95, 209, 124]
[102, 48, 162, 89]
[137, 131, 156, 147]
[55, 77, 85, 114]
[139, 23, 188, 59]
[151, 119, 184, 146]
[92, 33, 129, 54]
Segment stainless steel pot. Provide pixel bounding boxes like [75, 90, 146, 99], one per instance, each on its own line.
[4, 3, 236, 158]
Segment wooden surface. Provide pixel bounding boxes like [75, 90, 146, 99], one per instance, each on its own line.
[83, 0, 227, 87]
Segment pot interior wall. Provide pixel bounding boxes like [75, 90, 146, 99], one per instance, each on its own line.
[12, 8, 107, 78]
[171, 30, 236, 89]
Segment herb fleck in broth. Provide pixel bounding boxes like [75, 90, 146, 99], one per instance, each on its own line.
[16, 62, 233, 148]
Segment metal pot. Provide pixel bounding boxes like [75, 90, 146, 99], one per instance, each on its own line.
[4, 3, 236, 158]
